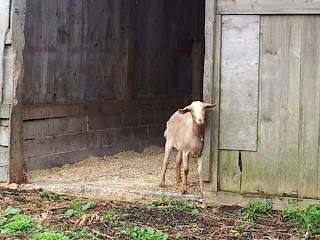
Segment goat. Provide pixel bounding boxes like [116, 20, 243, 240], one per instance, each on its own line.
[159, 101, 216, 196]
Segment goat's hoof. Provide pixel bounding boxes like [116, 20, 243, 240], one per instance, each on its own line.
[159, 182, 166, 187]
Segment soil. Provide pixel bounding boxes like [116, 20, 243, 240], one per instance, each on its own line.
[0, 186, 308, 239]
[26, 146, 201, 201]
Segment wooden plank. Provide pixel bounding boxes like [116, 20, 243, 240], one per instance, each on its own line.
[45, 0, 58, 103]
[219, 15, 259, 151]
[298, 16, 320, 199]
[192, 42, 203, 100]
[259, 16, 301, 197]
[217, 0, 320, 15]
[66, 0, 83, 101]
[22, 0, 36, 105]
[55, 0, 69, 102]
[22, 97, 190, 120]
[202, 0, 217, 183]
[121, 0, 136, 101]
[218, 150, 241, 192]
[258, 16, 282, 195]
[277, 16, 301, 197]
[0, 0, 10, 105]
[28, 1, 42, 104]
[85, 0, 100, 100]
[38, 0, 50, 103]
[240, 151, 259, 194]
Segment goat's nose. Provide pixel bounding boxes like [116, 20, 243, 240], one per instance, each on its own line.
[198, 119, 204, 124]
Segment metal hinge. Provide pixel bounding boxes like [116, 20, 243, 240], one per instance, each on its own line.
[5, 29, 12, 45]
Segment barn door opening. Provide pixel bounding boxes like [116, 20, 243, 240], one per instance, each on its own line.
[132, 0, 204, 101]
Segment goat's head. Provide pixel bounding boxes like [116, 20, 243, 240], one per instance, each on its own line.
[178, 101, 216, 126]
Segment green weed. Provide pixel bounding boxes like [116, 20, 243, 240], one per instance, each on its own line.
[29, 230, 69, 240]
[116, 225, 168, 240]
[0, 214, 40, 234]
[38, 191, 66, 201]
[240, 200, 273, 222]
[282, 201, 320, 235]
[150, 194, 199, 214]
[65, 200, 94, 217]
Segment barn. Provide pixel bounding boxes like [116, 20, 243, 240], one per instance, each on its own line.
[1, 0, 320, 207]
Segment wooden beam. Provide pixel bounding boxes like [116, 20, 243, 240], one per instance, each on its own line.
[9, 0, 26, 183]
[22, 97, 190, 120]
[217, 0, 320, 15]
[202, 0, 217, 186]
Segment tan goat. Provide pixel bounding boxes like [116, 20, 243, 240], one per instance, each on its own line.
[159, 101, 216, 196]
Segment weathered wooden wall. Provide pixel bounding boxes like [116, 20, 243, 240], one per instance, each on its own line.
[23, 0, 130, 104]
[23, 0, 203, 104]
[23, 97, 189, 171]
[214, 14, 320, 200]
[132, 0, 204, 98]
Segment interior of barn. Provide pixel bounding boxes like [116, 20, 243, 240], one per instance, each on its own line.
[21, 0, 205, 177]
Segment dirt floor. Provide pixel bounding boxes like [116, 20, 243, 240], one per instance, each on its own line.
[26, 146, 201, 201]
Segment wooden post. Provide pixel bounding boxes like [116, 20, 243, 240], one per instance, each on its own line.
[202, 0, 220, 192]
[9, 0, 26, 183]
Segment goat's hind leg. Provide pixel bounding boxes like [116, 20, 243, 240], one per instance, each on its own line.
[175, 151, 182, 184]
[181, 152, 189, 194]
[159, 141, 173, 187]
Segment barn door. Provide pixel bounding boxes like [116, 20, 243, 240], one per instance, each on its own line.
[218, 15, 320, 199]
[218, 15, 260, 193]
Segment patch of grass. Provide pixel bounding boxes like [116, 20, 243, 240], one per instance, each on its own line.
[0, 213, 41, 234]
[116, 225, 168, 240]
[282, 201, 320, 235]
[240, 200, 273, 222]
[29, 230, 69, 240]
[148, 194, 199, 214]
[38, 191, 67, 201]
[104, 211, 118, 220]
[65, 200, 94, 217]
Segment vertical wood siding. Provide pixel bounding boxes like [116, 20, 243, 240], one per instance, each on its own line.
[23, 0, 127, 104]
[218, 15, 320, 199]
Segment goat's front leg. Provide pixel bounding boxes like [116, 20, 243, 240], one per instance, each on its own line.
[181, 152, 189, 194]
[159, 142, 173, 187]
[175, 151, 182, 184]
[198, 157, 203, 197]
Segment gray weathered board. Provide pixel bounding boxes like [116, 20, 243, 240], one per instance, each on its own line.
[217, 0, 320, 15]
[219, 15, 259, 151]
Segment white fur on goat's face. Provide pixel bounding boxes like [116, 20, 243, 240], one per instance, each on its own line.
[178, 101, 216, 126]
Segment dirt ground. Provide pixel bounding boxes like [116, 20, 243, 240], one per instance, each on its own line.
[26, 146, 201, 201]
[0, 186, 307, 239]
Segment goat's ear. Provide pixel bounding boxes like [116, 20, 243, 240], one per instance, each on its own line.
[204, 103, 217, 110]
[178, 105, 192, 114]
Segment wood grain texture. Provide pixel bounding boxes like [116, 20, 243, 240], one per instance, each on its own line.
[258, 16, 282, 195]
[219, 15, 259, 151]
[202, 0, 217, 183]
[240, 151, 259, 194]
[218, 150, 241, 192]
[217, 0, 320, 14]
[298, 16, 320, 199]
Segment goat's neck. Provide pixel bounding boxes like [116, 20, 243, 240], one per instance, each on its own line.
[192, 122, 204, 135]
